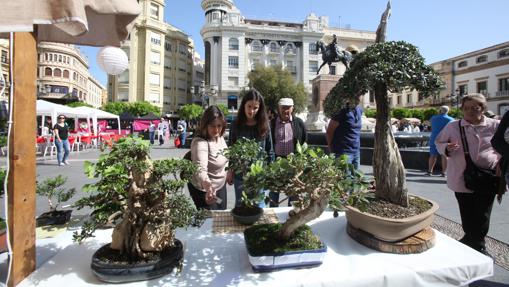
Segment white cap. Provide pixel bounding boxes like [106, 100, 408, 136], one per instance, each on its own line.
[278, 98, 294, 106]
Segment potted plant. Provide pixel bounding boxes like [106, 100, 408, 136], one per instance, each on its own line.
[0, 168, 6, 253]
[35, 175, 76, 226]
[73, 137, 206, 283]
[223, 138, 268, 225]
[242, 143, 366, 271]
[323, 40, 443, 243]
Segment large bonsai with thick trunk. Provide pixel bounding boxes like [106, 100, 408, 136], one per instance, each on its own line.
[74, 137, 205, 260]
[324, 41, 443, 207]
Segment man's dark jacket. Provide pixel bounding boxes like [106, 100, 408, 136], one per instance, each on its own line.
[270, 116, 307, 155]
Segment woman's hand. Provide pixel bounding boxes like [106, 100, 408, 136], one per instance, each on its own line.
[446, 142, 460, 153]
[226, 170, 234, 185]
[202, 181, 217, 205]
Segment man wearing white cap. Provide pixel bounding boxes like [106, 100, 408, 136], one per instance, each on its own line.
[269, 97, 307, 207]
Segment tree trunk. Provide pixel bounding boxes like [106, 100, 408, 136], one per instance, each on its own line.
[278, 193, 329, 241]
[373, 83, 408, 207]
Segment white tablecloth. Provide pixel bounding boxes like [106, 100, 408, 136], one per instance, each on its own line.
[18, 208, 493, 287]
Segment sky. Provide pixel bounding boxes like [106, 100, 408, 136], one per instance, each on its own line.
[79, 0, 509, 87]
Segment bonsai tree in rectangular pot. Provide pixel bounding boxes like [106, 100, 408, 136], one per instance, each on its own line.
[73, 137, 206, 283]
[36, 175, 77, 226]
[241, 143, 367, 270]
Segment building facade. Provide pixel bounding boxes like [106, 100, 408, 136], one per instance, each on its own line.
[389, 41, 509, 115]
[37, 42, 105, 107]
[192, 51, 205, 105]
[200, 0, 375, 110]
[0, 39, 10, 103]
[108, 0, 195, 114]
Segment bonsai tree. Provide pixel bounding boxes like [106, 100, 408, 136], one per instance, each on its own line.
[36, 175, 76, 213]
[324, 41, 443, 207]
[244, 143, 367, 241]
[73, 137, 206, 260]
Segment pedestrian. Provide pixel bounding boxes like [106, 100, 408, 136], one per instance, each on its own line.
[188, 106, 229, 210]
[269, 97, 307, 207]
[53, 114, 70, 166]
[489, 110, 509, 205]
[435, 94, 502, 256]
[158, 118, 167, 145]
[177, 118, 187, 148]
[227, 88, 274, 207]
[326, 102, 363, 170]
[426, 106, 454, 176]
[148, 121, 156, 145]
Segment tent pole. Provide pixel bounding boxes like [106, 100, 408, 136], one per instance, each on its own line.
[7, 32, 37, 286]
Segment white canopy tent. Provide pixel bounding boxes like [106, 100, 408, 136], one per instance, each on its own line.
[71, 106, 121, 135]
[36, 100, 91, 133]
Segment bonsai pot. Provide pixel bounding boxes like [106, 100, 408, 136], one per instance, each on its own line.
[231, 206, 263, 225]
[36, 210, 72, 227]
[91, 239, 183, 283]
[345, 197, 439, 242]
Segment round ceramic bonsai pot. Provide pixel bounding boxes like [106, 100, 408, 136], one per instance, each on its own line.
[91, 239, 184, 283]
[36, 210, 72, 226]
[345, 197, 439, 242]
[231, 206, 263, 225]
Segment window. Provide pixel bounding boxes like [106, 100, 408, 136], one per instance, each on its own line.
[309, 61, 318, 73]
[228, 77, 238, 87]
[251, 58, 260, 70]
[286, 60, 296, 74]
[228, 56, 239, 69]
[150, 51, 160, 65]
[178, 60, 186, 72]
[119, 70, 129, 83]
[149, 92, 159, 103]
[149, 73, 160, 86]
[251, 41, 263, 52]
[177, 79, 187, 91]
[476, 55, 487, 63]
[63, 70, 69, 79]
[45, 67, 52, 76]
[499, 77, 509, 91]
[164, 78, 171, 89]
[285, 43, 296, 54]
[1, 51, 6, 63]
[477, 81, 487, 95]
[269, 59, 277, 66]
[212, 12, 220, 21]
[458, 61, 467, 68]
[54, 68, 62, 77]
[150, 3, 159, 20]
[44, 53, 48, 61]
[118, 91, 129, 101]
[269, 42, 279, 53]
[165, 42, 172, 51]
[406, 94, 412, 104]
[73, 72, 78, 81]
[369, 90, 374, 103]
[329, 65, 336, 75]
[178, 44, 187, 55]
[228, 95, 238, 110]
[49, 54, 53, 61]
[397, 95, 401, 105]
[151, 32, 161, 45]
[229, 38, 239, 50]
[58, 55, 62, 62]
[309, 43, 318, 55]
[498, 49, 509, 59]
[458, 84, 468, 96]
[164, 57, 171, 69]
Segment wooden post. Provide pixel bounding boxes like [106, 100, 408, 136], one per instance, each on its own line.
[7, 32, 37, 286]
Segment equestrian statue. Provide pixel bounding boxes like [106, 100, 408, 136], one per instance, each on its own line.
[316, 34, 353, 75]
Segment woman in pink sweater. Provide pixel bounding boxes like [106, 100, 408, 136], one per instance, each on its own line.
[435, 94, 501, 256]
[188, 106, 228, 210]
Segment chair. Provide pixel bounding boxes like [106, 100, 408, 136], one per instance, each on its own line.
[70, 135, 80, 152]
[43, 136, 56, 157]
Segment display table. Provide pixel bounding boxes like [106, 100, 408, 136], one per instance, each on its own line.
[17, 208, 492, 287]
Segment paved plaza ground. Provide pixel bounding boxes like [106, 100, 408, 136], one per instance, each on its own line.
[1, 145, 508, 286]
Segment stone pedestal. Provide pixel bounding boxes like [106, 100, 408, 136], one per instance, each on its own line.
[305, 74, 341, 132]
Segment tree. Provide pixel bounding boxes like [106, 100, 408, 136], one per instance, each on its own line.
[66, 102, 93, 108]
[128, 101, 161, 117]
[324, 41, 443, 207]
[392, 108, 411, 119]
[102, 102, 129, 115]
[247, 65, 307, 113]
[179, 104, 203, 121]
[364, 108, 377, 118]
[423, 107, 439, 121]
[217, 104, 230, 117]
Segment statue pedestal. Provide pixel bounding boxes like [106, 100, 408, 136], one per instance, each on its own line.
[305, 74, 341, 132]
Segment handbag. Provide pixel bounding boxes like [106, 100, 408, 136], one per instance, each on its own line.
[458, 120, 500, 194]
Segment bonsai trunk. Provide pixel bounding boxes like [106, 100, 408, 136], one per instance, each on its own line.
[373, 82, 409, 207]
[278, 191, 329, 241]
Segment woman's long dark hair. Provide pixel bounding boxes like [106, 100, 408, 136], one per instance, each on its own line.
[198, 105, 226, 140]
[236, 88, 269, 139]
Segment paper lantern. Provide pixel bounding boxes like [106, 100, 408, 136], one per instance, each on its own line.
[96, 46, 128, 75]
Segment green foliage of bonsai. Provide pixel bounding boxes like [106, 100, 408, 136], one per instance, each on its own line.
[244, 143, 368, 241]
[179, 104, 204, 121]
[73, 137, 206, 260]
[36, 175, 76, 213]
[323, 41, 443, 207]
[246, 65, 307, 113]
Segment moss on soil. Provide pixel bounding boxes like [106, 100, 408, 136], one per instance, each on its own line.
[244, 223, 324, 256]
[363, 196, 432, 219]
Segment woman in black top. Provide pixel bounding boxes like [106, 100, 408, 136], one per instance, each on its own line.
[53, 114, 70, 166]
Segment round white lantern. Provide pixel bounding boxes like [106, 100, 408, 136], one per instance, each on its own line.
[96, 46, 128, 75]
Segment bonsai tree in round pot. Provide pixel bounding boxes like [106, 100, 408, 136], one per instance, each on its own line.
[73, 137, 206, 283]
[36, 175, 77, 226]
[223, 138, 268, 225]
[242, 143, 367, 270]
[323, 41, 443, 243]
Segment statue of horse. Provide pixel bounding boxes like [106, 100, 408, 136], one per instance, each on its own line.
[315, 41, 353, 75]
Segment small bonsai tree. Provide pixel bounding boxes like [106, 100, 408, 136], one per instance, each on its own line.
[324, 41, 443, 207]
[36, 175, 76, 213]
[244, 143, 367, 241]
[73, 137, 206, 260]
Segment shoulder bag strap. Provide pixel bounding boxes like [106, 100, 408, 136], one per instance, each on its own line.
[458, 120, 475, 166]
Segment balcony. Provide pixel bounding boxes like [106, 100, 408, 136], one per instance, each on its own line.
[495, 90, 509, 97]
